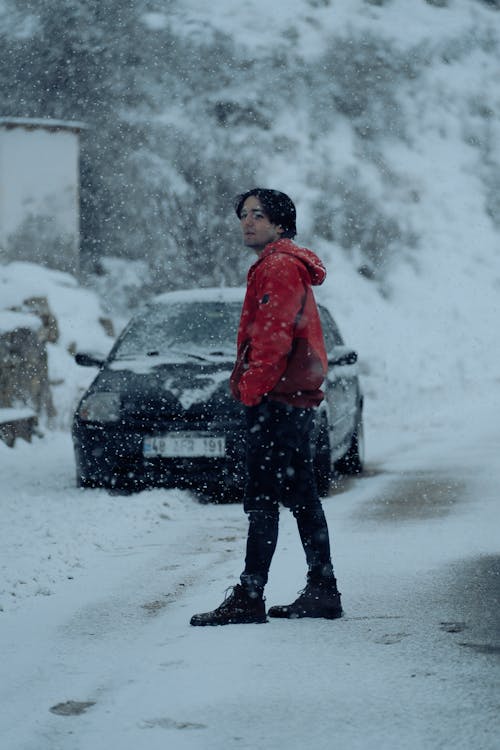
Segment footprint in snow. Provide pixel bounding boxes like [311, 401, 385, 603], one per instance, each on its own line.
[50, 700, 96, 716]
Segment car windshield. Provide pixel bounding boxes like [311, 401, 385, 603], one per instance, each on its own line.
[112, 300, 242, 360]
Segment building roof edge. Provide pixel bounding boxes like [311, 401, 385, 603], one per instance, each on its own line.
[0, 117, 87, 133]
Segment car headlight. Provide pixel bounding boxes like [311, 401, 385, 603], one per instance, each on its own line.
[78, 392, 121, 422]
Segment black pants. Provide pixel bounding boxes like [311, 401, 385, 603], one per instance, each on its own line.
[240, 399, 334, 592]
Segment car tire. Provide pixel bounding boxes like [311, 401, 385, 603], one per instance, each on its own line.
[314, 418, 332, 497]
[76, 474, 98, 489]
[335, 411, 364, 476]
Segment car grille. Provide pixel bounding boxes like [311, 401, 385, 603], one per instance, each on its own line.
[123, 396, 243, 433]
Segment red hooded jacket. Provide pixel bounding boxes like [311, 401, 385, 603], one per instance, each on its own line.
[230, 238, 328, 408]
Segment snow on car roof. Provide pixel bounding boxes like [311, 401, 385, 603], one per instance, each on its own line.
[152, 286, 245, 305]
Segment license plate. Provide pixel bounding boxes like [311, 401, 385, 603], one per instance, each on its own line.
[143, 432, 226, 458]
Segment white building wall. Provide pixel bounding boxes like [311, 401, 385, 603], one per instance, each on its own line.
[0, 119, 84, 274]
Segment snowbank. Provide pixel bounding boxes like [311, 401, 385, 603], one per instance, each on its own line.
[0, 262, 114, 428]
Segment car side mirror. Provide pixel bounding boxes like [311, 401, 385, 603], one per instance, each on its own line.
[330, 349, 358, 367]
[75, 351, 106, 368]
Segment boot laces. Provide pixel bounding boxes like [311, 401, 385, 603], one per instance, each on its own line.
[217, 584, 245, 610]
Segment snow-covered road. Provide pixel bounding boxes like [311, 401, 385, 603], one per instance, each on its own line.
[1, 389, 499, 750]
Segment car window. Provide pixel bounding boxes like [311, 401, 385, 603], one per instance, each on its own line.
[319, 306, 344, 351]
[112, 301, 242, 358]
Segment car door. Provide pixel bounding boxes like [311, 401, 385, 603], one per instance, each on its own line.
[319, 307, 359, 454]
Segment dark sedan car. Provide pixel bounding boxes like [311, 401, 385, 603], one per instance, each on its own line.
[72, 287, 364, 500]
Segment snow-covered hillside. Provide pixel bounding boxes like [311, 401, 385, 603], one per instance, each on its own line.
[3, 0, 499, 303]
[1, 0, 500, 432]
[118, 0, 500, 425]
[166, 0, 500, 423]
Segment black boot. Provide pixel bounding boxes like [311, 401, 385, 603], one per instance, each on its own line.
[268, 576, 343, 620]
[190, 584, 267, 626]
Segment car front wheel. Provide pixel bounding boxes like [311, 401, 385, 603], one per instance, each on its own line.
[335, 412, 364, 475]
[314, 417, 332, 497]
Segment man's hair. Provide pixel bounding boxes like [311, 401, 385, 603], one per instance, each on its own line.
[234, 188, 297, 239]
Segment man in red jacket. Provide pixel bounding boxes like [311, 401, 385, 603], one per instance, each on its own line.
[190, 188, 342, 626]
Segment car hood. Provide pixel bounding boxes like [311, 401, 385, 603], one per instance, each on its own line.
[87, 357, 236, 415]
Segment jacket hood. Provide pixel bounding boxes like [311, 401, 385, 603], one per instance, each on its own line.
[258, 238, 326, 286]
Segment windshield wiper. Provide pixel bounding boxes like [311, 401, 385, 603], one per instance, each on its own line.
[133, 347, 232, 362]
[207, 350, 233, 357]
[146, 347, 211, 362]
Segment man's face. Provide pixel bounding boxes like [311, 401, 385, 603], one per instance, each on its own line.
[239, 196, 283, 254]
